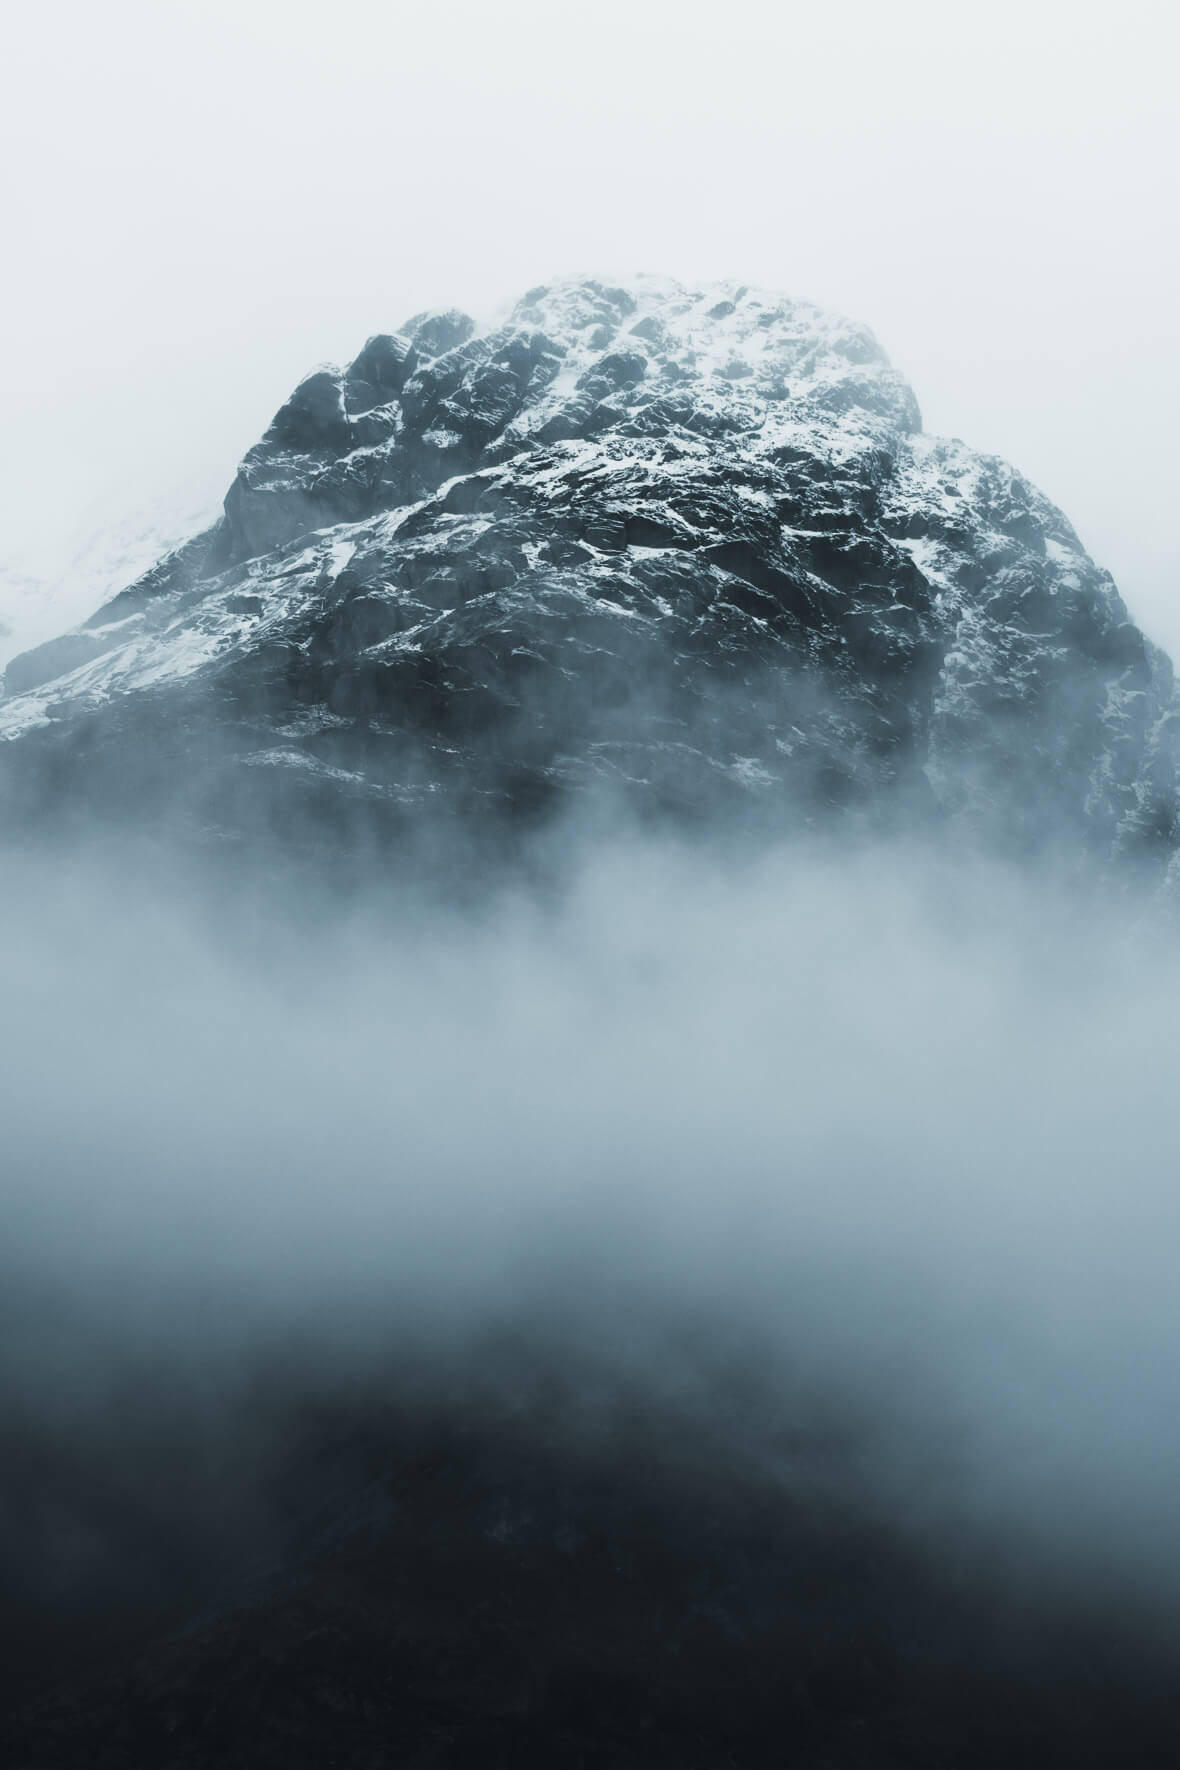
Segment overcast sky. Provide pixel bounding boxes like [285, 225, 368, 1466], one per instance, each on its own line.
[2, 0, 1177, 650]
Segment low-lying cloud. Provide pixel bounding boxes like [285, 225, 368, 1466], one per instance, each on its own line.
[3, 824, 1180, 1661]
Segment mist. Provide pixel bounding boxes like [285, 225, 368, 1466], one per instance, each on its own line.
[5, 819, 1180, 1676]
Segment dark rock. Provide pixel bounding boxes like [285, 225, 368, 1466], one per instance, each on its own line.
[625, 514, 696, 550]
[576, 349, 648, 399]
[2, 272, 1175, 878]
[401, 309, 476, 358]
[266, 370, 351, 451]
[344, 332, 415, 411]
[3, 630, 126, 695]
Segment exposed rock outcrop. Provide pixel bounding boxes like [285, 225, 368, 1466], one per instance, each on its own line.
[2, 275, 1174, 870]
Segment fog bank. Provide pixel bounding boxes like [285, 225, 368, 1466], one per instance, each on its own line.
[3, 828, 1180, 1650]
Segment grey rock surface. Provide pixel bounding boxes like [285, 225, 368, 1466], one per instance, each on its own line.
[3, 275, 1174, 867]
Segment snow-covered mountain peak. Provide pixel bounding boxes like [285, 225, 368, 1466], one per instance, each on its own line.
[1, 275, 1174, 876]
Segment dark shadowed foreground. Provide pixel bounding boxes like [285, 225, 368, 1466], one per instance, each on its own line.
[5, 1358, 1180, 1770]
[2, 835, 1180, 1766]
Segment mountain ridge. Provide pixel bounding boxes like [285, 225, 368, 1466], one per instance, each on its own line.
[2, 274, 1175, 875]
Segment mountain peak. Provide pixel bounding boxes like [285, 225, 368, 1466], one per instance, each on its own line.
[1, 275, 1174, 878]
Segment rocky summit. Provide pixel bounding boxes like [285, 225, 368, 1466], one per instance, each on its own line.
[2, 274, 1176, 869]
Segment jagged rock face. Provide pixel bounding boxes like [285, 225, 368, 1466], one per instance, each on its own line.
[2, 275, 1175, 864]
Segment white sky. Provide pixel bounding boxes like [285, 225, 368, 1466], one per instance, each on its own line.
[2, 0, 1177, 651]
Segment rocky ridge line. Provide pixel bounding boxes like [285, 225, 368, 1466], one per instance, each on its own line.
[2, 274, 1175, 871]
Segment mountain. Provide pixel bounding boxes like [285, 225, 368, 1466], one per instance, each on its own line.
[6, 278, 1180, 1764]
[2, 274, 1176, 874]
[0, 495, 220, 674]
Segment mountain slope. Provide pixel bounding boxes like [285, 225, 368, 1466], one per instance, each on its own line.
[2, 274, 1175, 868]
[0, 496, 220, 674]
